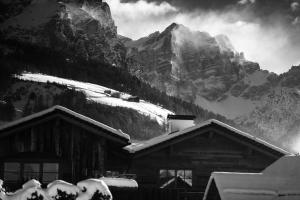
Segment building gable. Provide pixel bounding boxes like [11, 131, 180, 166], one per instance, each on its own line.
[0, 105, 130, 145]
[126, 119, 289, 158]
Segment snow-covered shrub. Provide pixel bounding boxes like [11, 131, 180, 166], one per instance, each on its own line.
[1, 179, 112, 200]
[0, 180, 6, 200]
[46, 180, 79, 200]
[76, 179, 111, 200]
[6, 180, 48, 200]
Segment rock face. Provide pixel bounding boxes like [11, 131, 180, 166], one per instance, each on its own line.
[125, 23, 253, 103]
[0, 0, 126, 66]
[124, 23, 300, 152]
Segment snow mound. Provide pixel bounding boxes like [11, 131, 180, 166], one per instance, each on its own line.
[99, 177, 138, 189]
[1, 178, 114, 200]
[77, 179, 112, 200]
[6, 180, 48, 200]
[47, 180, 79, 197]
[17, 73, 174, 125]
[22, 179, 41, 190]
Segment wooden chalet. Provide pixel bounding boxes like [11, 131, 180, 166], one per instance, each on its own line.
[125, 118, 290, 198]
[0, 107, 292, 200]
[0, 106, 130, 189]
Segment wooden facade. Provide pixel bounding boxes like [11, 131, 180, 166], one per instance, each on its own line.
[0, 106, 130, 189]
[0, 106, 290, 199]
[126, 120, 289, 196]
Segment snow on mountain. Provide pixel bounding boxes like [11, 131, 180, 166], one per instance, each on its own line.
[123, 22, 300, 151]
[17, 73, 174, 125]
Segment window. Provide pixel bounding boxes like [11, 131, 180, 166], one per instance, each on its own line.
[2, 162, 59, 183]
[43, 163, 59, 183]
[159, 169, 192, 188]
[177, 170, 192, 186]
[160, 169, 175, 179]
[4, 162, 20, 182]
[23, 163, 40, 181]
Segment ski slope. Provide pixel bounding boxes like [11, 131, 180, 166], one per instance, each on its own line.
[17, 73, 174, 125]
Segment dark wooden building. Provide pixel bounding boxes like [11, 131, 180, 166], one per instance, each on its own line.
[0, 107, 291, 199]
[125, 119, 290, 198]
[0, 106, 130, 189]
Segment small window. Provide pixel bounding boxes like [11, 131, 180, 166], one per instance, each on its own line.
[4, 162, 20, 182]
[42, 163, 59, 183]
[178, 170, 192, 186]
[23, 163, 40, 181]
[159, 169, 193, 188]
[160, 169, 175, 178]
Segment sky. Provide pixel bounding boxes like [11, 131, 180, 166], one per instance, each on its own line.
[105, 0, 300, 74]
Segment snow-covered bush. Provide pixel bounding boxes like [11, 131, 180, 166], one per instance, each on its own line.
[0, 179, 112, 200]
[46, 180, 79, 200]
[0, 180, 6, 200]
[6, 180, 48, 200]
[76, 179, 111, 200]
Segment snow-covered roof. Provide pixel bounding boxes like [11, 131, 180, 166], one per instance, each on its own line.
[99, 177, 138, 188]
[124, 119, 290, 155]
[203, 155, 300, 200]
[0, 105, 130, 141]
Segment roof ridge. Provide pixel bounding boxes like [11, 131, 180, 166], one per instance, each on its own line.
[124, 118, 290, 155]
[0, 105, 130, 141]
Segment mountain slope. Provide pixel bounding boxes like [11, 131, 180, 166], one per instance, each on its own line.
[17, 72, 174, 125]
[0, 0, 126, 67]
[124, 23, 300, 152]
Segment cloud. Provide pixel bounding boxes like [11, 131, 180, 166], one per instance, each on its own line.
[293, 16, 300, 25]
[105, 0, 177, 38]
[291, 2, 300, 12]
[106, 0, 300, 74]
[238, 0, 255, 5]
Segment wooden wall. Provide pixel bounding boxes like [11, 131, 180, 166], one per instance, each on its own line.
[0, 116, 125, 183]
[129, 126, 280, 192]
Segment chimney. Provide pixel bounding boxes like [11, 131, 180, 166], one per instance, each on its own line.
[167, 115, 196, 134]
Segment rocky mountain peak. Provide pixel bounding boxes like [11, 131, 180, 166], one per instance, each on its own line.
[0, 0, 126, 67]
[215, 34, 236, 53]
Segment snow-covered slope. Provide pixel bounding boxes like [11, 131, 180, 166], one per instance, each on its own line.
[17, 73, 174, 125]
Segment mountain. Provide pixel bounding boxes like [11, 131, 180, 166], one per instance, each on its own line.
[0, 0, 126, 67]
[123, 23, 300, 151]
[1, 0, 299, 152]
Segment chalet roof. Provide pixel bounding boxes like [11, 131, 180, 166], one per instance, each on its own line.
[203, 155, 300, 200]
[124, 119, 290, 155]
[0, 105, 130, 142]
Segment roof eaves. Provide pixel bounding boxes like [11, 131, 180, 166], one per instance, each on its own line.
[54, 106, 130, 141]
[0, 105, 130, 141]
[209, 119, 290, 155]
[124, 119, 290, 155]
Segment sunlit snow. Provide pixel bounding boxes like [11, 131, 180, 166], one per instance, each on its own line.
[17, 73, 174, 125]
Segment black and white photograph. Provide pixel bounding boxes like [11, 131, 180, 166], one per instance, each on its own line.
[0, 0, 300, 199]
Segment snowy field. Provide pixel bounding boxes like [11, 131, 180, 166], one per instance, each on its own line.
[17, 73, 174, 125]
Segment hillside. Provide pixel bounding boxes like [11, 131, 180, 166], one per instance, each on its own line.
[124, 23, 300, 152]
[1, 0, 299, 152]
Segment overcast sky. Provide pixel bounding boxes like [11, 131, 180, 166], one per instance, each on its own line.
[105, 0, 300, 74]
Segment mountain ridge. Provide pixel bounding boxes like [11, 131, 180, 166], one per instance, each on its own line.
[1, 0, 300, 152]
[123, 22, 300, 151]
